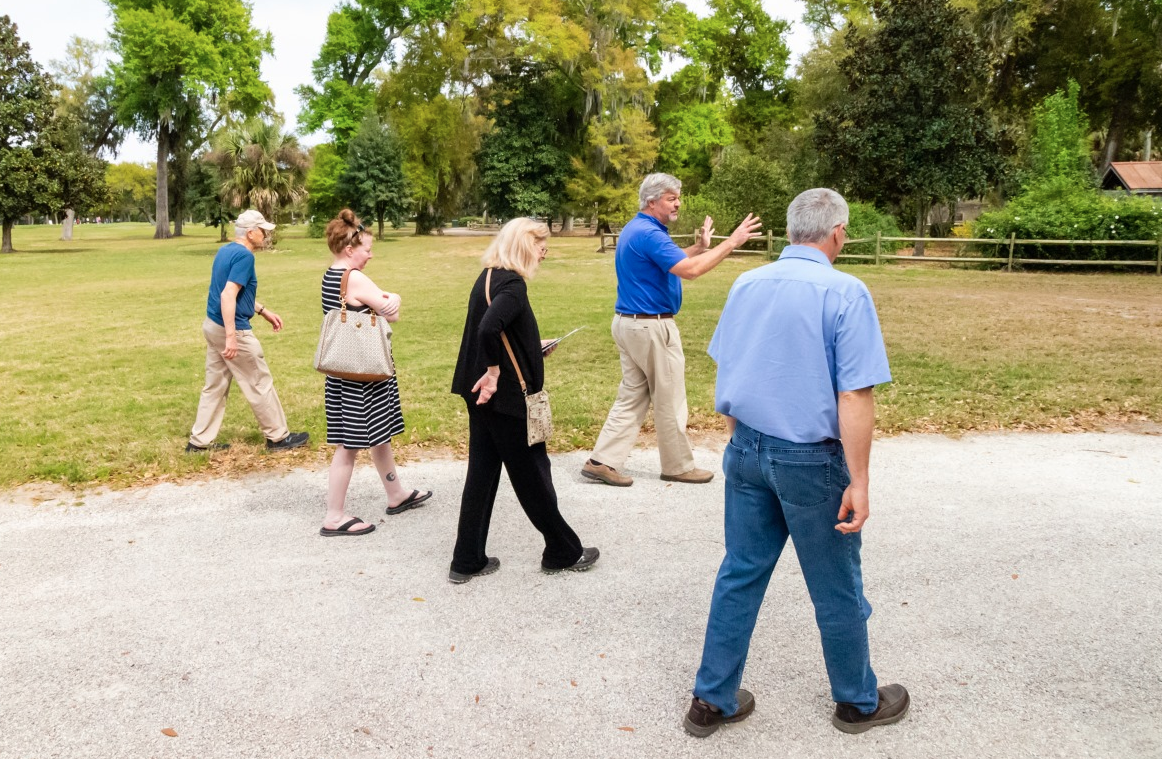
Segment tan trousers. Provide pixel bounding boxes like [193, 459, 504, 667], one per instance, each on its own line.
[590, 314, 695, 476]
[189, 318, 290, 446]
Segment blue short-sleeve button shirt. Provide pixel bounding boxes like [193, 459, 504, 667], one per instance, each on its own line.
[709, 245, 892, 443]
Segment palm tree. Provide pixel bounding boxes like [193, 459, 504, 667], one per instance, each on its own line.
[204, 118, 310, 241]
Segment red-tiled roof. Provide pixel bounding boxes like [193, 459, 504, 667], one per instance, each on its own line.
[1105, 161, 1162, 190]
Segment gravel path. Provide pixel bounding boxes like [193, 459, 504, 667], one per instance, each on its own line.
[2, 432, 1160, 759]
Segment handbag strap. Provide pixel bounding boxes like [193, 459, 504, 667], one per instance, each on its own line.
[484, 268, 527, 395]
[338, 267, 375, 326]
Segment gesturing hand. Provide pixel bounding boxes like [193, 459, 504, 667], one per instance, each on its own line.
[728, 213, 763, 248]
[697, 216, 714, 250]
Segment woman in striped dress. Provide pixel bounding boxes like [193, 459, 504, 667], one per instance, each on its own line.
[319, 209, 432, 537]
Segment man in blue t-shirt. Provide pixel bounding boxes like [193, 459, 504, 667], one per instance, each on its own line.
[581, 173, 762, 487]
[683, 189, 908, 738]
[187, 210, 309, 453]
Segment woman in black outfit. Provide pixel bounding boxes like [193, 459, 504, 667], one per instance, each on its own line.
[449, 218, 599, 583]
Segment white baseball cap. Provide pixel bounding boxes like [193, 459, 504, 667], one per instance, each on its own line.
[236, 209, 276, 230]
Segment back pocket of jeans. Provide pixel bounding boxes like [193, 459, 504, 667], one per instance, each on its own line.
[770, 459, 831, 507]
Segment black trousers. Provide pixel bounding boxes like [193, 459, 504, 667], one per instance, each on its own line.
[451, 402, 583, 574]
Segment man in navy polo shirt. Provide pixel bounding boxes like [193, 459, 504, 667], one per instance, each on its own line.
[683, 188, 908, 738]
[187, 210, 309, 453]
[581, 173, 762, 487]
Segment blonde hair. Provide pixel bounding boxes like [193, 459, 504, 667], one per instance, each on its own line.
[480, 218, 550, 278]
[324, 208, 371, 256]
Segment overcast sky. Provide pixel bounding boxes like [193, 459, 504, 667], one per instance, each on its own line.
[9, 0, 813, 164]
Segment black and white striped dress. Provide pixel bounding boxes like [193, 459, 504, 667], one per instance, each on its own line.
[321, 267, 405, 448]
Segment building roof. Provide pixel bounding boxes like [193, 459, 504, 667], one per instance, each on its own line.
[1102, 161, 1162, 192]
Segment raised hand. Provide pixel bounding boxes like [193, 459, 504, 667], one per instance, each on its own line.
[728, 213, 763, 248]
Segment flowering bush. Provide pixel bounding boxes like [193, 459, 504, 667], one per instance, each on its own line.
[973, 180, 1162, 261]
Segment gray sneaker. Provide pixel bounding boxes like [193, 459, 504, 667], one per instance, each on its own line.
[542, 546, 600, 574]
[448, 557, 500, 584]
[581, 459, 632, 486]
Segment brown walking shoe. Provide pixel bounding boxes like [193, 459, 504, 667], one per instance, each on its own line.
[581, 459, 633, 487]
[832, 684, 910, 734]
[661, 467, 714, 484]
[683, 689, 755, 738]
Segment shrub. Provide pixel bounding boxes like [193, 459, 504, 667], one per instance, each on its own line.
[700, 148, 791, 233]
[666, 193, 733, 237]
[973, 180, 1162, 261]
[844, 201, 905, 257]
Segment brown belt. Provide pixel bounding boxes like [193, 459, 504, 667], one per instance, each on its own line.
[616, 312, 674, 319]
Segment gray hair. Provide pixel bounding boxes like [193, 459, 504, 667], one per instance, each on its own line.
[786, 188, 849, 244]
[639, 173, 682, 210]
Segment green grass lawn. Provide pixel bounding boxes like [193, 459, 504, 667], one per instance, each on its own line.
[2, 222, 1161, 488]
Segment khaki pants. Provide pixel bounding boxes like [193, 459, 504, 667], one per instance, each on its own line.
[590, 314, 695, 476]
[189, 318, 290, 447]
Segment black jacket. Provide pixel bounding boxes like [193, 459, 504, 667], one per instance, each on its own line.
[451, 268, 544, 419]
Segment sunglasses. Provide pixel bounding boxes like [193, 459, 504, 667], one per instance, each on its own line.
[347, 223, 367, 246]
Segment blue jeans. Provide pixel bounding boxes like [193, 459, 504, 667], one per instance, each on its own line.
[692, 421, 879, 715]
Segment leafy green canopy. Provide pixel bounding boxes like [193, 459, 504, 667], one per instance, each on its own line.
[476, 64, 583, 220]
[814, 0, 999, 236]
[0, 16, 61, 251]
[297, 0, 453, 152]
[107, 0, 273, 237]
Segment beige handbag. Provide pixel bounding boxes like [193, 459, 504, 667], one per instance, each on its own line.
[485, 269, 553, 446]
[313, 268, 395, 381]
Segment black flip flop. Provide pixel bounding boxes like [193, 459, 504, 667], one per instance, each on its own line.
[319, 517, 376, 537]
[386, 489, 433, 516]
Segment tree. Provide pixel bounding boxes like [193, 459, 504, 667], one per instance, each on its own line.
[42, 114, 108, 241]
[305, 143, 347, 237]
[0, 16, 58, 253]
[102, 162, 156, 222]
[186, 156, 232, 240]
[970, 0, 1162, 172]
[297, 0, 454, 152]
[686, 0, 793, 148]
[107, 0, 273, 239]
[340, 114, 409, 238]
[814, 0, 999, 254]
[476, 63, 583, 220]
[1026, 80, 1092, 191]
[204, 117, 310, 240]
[49, 36, 124, 159]
[653, 64, 734, 193]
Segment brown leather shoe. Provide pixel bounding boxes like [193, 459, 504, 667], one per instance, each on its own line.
[683, 689, 755, 738]
[661, 467, 714, 484]
[833, 684, 910, 734]
[581, 459, 633, 487]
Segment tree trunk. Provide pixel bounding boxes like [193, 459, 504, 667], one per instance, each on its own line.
[1100, 90, 1135, 174]
[171, 145, 189, 237]
[220, 223, 228, 243]
[60, 209, 76, 241]
[913, 200, 929, 257]
[1, 220, 13, 253]
[154, 130, 172, 239]
[563, 215, 574, 233]
[378, 213, 385, 241]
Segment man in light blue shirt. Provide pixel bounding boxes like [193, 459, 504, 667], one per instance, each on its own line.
[684, 189, 909, 738]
